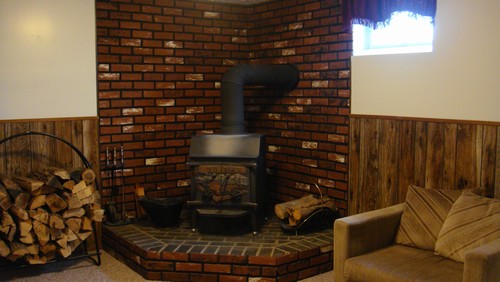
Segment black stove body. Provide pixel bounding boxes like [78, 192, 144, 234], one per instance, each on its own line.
[186, 64, 299, 234]
[187, 133, 266, 234]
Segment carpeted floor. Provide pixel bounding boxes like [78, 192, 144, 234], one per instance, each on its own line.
[1, 250, 333, 282]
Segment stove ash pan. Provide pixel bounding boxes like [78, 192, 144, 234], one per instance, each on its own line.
[186, 133, 267, 235]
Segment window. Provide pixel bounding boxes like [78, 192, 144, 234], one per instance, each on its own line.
[353, 11, 434, 56]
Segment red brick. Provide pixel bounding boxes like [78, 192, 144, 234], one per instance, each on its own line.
[176, 262, 202, 272]
[204, 263, 231, 274]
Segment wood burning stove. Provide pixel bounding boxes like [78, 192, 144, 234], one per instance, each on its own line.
[186, 64, 299, 235]
[187, 134, 266, 235]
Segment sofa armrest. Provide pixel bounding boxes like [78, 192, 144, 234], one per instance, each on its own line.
[464, 238, 500, 282]
[333, 203, 405, 282]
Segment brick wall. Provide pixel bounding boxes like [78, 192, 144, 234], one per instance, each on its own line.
[96, 0, 351, 215]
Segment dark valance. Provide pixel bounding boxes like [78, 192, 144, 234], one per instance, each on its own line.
[342, 0, 437, 32]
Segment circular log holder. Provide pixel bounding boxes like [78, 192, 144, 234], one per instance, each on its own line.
[279, 184, 341, 236]
[0, 131, 101, 269]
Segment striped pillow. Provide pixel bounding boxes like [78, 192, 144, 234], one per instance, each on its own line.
[434, 191, 500, 262]
[395, 185, 462, 251]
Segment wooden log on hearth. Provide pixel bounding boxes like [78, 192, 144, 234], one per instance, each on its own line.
[274, 194, 322, 220]
[288, 200, 337, 226]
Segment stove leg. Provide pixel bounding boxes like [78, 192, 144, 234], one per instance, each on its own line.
[190, 209, 197, 232]
[251, 212, 258, 236]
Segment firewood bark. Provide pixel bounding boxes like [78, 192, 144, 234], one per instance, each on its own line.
[71, 168, 96, 184]
[15, 192, 30, 209]
[0, 184, 12, 211]
[63, 208, 85, 219]
[0, 239, 10, 257]
[49, 214, 65, 230]
[290, 200, 337, 222]
[0, 175, 23, 199]
[19, 218, 32, 237]
[12, 177, 44, 193]
[29, 195, 46, 210]
[46, 194, 68, 213]
[0, 167, 101, 263]
[10, 205, 29, 220]
[32, 220, 50, 246]
[274, 195, 322, 220]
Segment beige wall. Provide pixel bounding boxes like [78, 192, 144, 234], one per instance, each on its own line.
[0, 0, 96, 120]
[351, 0, 500, 122]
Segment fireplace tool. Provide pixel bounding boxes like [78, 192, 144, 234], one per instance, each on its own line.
[104, 145, 132, 226]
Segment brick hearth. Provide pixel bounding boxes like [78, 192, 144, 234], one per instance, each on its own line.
[103, 211, 333, 281]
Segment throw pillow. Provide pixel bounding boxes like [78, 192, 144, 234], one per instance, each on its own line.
[434, 191, 500, 262]
[395, 185, 462, 251]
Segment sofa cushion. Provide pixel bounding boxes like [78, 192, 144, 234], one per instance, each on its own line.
[344, 245, 463, 282]
[395, 185, 462, 250]
[435, 191, 500, 262]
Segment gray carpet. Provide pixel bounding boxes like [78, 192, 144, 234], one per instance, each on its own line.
[2, 250, 333, 281]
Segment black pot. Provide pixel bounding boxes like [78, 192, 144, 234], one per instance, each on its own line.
[138, 197, 184, 227]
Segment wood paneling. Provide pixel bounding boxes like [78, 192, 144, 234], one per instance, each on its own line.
[0, 117, 99, 177]
[349, 115, 500, 215]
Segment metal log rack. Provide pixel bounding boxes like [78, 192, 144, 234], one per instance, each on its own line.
[0, 131, 101, 269]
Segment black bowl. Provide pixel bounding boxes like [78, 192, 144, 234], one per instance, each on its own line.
[138, 197, 184, 227]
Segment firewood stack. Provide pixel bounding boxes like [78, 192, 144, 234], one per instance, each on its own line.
[0, 167, 104, 264]
[275, 194, 336, 227]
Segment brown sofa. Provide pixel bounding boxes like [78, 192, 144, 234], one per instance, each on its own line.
[334, 186, 500, 282]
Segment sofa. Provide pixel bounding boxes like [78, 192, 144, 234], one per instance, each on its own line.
[334, 185, 500, 282]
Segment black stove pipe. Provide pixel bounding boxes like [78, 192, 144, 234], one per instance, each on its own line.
[220, 64, 300, 134]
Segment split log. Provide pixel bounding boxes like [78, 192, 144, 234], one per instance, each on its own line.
[49, 214, 65, 230]
[62, 180, 75, 191]
[46, 193, 68, 213]
[70, 180, 87, 194]
[20, 232, 35, 244]
[29, 195, 46, 210]
[70, 168, 96, 184]
[32, 220, 50, 246]
[0, 167, 101, 264]
[0, 175, 23, 199]
[274, 194, 322, 220]
[66, 194, 83, 209]
[30, 208, 49, 224]
[0, 239, 10, 257]
[58, 247, 72, 258]
[26, 254, 46, 265]
[19, 218, 32, 237]
[288, 200, 337, 226]
[75, 184, 94, 200]
[15, 192, 30, 209]
[12, 177, 44, 193]
[63, 208, 85, 219]
[81, 216, 93, 231]
[10, 205, 29, 221]
[2, 210, 15, 227]
[9, 242, 29, 259]
[65, 218, 82, 234]
[27, 171, 62, 190]
[0, 184, 12, 211]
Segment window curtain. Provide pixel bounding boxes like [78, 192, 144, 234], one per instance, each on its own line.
[342, 0, 437, 32]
